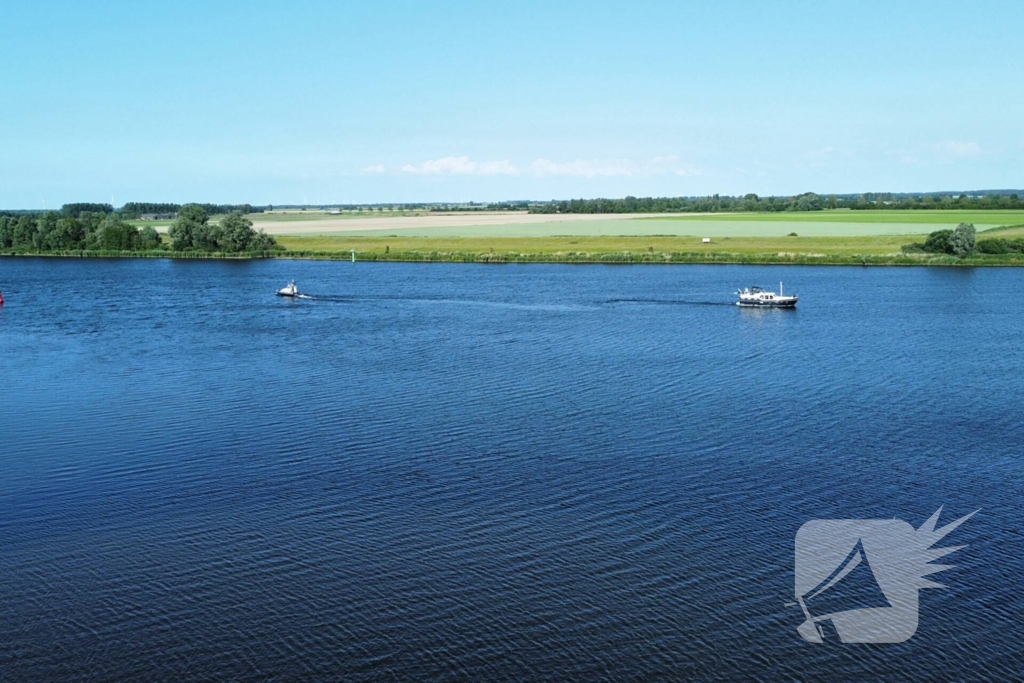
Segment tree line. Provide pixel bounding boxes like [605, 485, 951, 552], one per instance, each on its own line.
[530, 193, 827, 214]
[1, 202, 264, 219]
[0, 212, 163, 251]
[528, 192, 1024, 214]
[278, 203, 529, 212]
[120, 202, 262, 218]
[0, 204, 278, 254]
[836, 192, 1022, 211]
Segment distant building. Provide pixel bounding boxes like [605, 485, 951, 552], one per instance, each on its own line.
[140, 213, 177, 220]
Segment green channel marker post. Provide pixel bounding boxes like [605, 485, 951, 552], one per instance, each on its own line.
[350, 249, 356, 263]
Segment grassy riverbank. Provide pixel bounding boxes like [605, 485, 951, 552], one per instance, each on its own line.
[4, 249, 1024, 265]
[276, 233, 912, 255]
[270, 232, 1024, 266]
[5, 226, 1024, 265]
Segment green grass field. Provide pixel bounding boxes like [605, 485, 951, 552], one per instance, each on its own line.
[261, 209, 1024, 239]
[276, 233, 914, 256]
[283, 220, 1007, 239]
[272, 224, 1024, 266]
[130, 209, 1024, 264]
[14, 224, 1020, 266]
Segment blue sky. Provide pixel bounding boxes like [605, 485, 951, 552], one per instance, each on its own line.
[1, 0, 1021, 207]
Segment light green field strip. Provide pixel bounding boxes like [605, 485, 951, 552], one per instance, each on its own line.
[250, 211, 432, 223]
[638, 209, 1024, 225]
[983, 225, 1024, 237]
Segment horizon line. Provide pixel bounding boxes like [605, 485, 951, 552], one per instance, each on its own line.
[4, 188, 1024, 213]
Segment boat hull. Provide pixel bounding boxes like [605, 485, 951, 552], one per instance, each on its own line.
[736, 298, 798, 308]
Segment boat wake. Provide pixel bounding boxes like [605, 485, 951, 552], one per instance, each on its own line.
[291, 293, 590, 311]
[291, 294, 376, 303]
[289, 294, 732, 308]
[286, 293, 478, 304]
[604, 298, 734, 307]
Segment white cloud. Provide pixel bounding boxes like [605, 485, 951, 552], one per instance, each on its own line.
[800, 146, 840, 168]
[529, 155, 688, 178]
[394, 154, 696, 178]
[803, 146, 834, 160]
[361, 164, 386, 174]
[937, 141, 980, 157]
[400, 156, 519, 176]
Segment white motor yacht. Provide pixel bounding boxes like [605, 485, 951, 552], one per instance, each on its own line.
[276, 281, 299, 297]
[736, 282, 798, 308]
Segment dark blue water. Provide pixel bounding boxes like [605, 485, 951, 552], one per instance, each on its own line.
[1, 258, 1022, 681]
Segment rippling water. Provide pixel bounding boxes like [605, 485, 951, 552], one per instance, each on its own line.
[1, 258, 1022, 681]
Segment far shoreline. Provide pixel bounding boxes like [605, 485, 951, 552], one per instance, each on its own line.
[3, 250, 1024, 267]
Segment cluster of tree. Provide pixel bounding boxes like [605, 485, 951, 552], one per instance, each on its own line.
[975, 237, 1024, 254]
[426, 202, 531, 211]
[527, 191, 1024, 214]
[120, 202, 262, 218]
[530, 193, 828, 214]
[836, 192, 1022, 211]
[271, 202, 529, 212]
[61, 203, 114, 217]
[167, 205, 279, 252]
[0, 212, 161, 252]
[485, 201, 531, 211]
[902, 223, 978, 257]
[0, 204, 278, 254]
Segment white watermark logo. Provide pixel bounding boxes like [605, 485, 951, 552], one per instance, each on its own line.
[791, 507, 977, 643]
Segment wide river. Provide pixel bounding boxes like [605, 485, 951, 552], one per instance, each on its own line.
[1, 258, 1022, 681]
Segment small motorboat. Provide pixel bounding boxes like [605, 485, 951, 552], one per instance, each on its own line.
[736, 282, 798, 308]
[276, 280, 300, 297]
